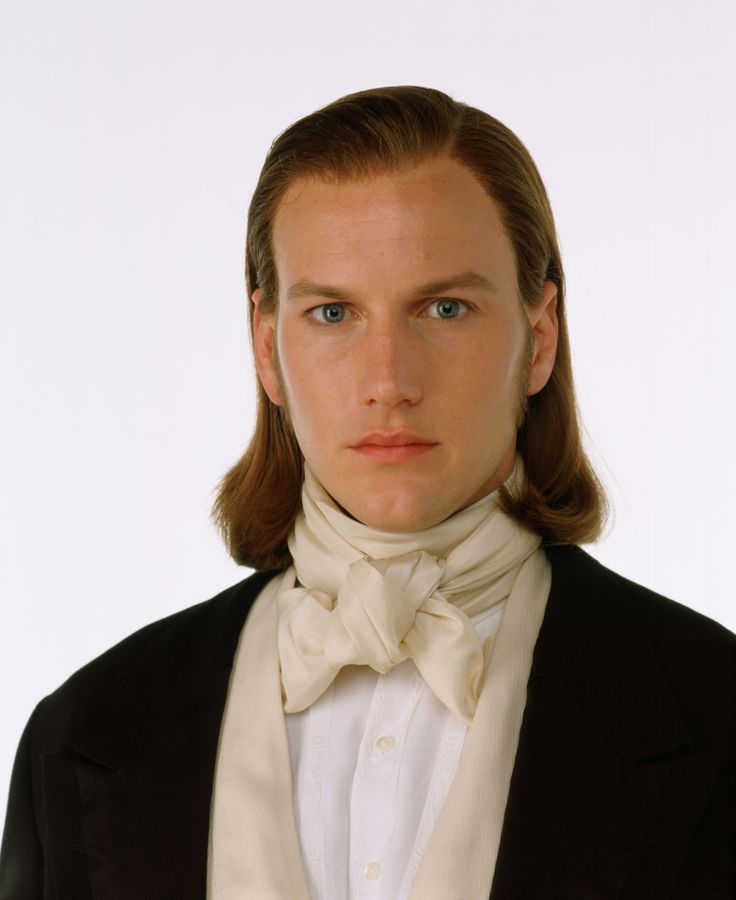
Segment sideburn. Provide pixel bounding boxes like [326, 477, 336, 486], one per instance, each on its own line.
[514, 312, 536, 428]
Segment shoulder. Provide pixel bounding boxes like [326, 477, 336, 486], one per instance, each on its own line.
[544, 544, 735, 747]
[30, 568, 283, 748]
[546, 543, 734, 648]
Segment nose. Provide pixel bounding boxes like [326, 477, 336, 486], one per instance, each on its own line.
[357, 319, 423, 408]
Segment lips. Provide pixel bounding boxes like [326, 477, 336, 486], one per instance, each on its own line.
[353, 431, 436, 448]
[350, 431, 439, 462]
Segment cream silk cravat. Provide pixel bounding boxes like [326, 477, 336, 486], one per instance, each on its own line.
[278, 463, 540, 723]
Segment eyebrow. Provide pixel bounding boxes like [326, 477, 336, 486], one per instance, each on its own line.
[285, 271, 500, 303]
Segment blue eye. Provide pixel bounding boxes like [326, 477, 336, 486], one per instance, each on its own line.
[428, 299, 466, 319]
[312, 303, 346, 324]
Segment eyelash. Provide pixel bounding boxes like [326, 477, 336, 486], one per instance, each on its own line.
[307, 298, 470, 325]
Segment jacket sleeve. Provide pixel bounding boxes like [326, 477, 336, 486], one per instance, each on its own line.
[0, 704, 45, 900]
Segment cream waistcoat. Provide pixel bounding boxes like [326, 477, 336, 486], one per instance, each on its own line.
[208, 561, 550, 898]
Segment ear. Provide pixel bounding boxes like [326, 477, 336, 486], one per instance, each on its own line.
[251, 288, 283, 406]
[526, 280, 559, 396]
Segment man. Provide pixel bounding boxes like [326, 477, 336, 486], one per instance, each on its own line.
[1, 86, 734, 899]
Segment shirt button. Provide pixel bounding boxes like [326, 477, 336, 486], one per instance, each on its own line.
[364, 861, 381, 880]
[376, 735, 396, 753]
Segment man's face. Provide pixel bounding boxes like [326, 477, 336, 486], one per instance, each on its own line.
[253, 155, 558, 532]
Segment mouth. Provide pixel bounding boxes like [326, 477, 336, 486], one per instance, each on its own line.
[350, 431, 440, 463]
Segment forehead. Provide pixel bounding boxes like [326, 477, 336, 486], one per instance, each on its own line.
[271, 156, 518, 297]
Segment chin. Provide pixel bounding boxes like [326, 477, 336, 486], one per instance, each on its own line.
[346, 491, 449, 534]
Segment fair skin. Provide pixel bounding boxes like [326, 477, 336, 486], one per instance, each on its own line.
[253, 155, 558, 532]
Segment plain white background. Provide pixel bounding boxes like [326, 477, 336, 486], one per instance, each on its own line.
[1, 0, 734, 817]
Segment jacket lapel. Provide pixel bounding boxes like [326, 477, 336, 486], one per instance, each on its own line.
[42, 569, 278, 899]
[490, 545, 706, 899]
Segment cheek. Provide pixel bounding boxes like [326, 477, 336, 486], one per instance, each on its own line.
[276, 329, 345, 437]
[453, 336, 525, 412]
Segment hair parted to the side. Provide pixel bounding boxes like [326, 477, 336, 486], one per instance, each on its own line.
[213, 85, 607, 570]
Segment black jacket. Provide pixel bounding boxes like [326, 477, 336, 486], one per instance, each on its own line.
[1, 545, 734, 899]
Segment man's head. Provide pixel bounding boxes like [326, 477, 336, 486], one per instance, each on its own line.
[252, 156, 558, 534]
[215, 86, 606, 568]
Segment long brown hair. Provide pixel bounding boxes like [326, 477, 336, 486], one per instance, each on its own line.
[214, 86, 607, 569]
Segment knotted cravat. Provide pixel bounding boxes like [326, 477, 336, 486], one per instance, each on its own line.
[278, 463, 540, 722]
